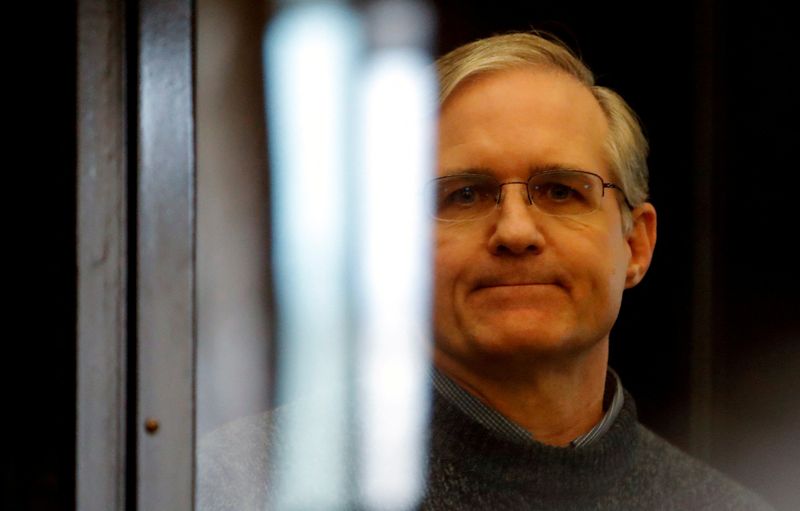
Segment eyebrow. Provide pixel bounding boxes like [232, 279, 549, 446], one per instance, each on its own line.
[438, 167, 494, 178]
[438, 163, 590, 178]
[528, 163, 589, 174]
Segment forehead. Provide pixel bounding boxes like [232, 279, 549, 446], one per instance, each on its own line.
[437, 68, 610, 179]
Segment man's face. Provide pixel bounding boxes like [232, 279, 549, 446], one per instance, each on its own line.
[434, 68, 641, 371]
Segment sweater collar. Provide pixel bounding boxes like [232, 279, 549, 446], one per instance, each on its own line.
[432, 367, 625, 448]
[426, 382, 640, 498]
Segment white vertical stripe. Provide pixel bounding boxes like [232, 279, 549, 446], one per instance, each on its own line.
[355, 12, 437, 510]
[265, 4, 362, 509]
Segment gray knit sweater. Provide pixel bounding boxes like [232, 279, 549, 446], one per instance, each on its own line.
[198, 388, 774, 510]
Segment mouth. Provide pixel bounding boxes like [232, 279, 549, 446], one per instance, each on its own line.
[473, 275, 564, 291]
[467, 280, 564, 310]
[475, 282, 553, 291]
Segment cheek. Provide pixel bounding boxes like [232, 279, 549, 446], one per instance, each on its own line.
[433, 229, 470, 279]
[433, 230, 480, 313]
[566, 231, 629, 302]
[588, 239, 630, 314]
[433, 238, 461, 302]
[432, 240, 464, 344]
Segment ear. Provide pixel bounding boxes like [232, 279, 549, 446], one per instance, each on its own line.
[624, 202, 657, 289]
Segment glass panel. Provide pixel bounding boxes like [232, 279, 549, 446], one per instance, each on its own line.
[196, 1, 436, 510]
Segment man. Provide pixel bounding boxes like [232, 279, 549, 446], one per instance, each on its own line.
[199, 32, 773, 510]
[421, 32, 772, 510]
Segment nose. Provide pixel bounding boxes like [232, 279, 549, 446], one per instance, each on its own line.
[488, 182, 546, 256]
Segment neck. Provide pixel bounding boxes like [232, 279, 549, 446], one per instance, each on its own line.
[433, 340, 609, 447]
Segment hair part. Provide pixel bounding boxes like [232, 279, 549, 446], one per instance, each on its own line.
[435, 32, 649, 233]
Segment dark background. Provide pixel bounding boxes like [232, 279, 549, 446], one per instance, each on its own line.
[11, 0, 798, 509]
[8, 1, 78, 510]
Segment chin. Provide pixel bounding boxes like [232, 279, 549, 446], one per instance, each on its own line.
[472, 313, 609, 357]
[474, 332, 587, 358]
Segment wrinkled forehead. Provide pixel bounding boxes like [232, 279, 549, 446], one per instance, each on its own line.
[440, 66, 606, 126]
[436, 68, 611, 180]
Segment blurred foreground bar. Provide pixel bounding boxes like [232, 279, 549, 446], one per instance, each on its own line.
[355, 1, 436, 509]
[265, 2, 361, 508]
[264, 0, 435, 509]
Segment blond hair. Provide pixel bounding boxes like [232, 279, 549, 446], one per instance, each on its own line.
[436, 32, 649, 232]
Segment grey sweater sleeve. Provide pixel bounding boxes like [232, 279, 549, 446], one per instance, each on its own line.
[196, 413, 273, 511]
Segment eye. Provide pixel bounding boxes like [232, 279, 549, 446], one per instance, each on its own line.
[446, 185, 479, 205]
[533, 182, 586, 203]
[528, 172, 599, 215]
[545, 183, 577, 202]
[437, 178, 495, 208]
[432, 175, 498, 221]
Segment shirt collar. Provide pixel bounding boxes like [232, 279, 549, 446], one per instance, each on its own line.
[432, 367, 625, 448]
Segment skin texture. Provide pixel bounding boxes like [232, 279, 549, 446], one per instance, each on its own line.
[433, 68, 657, 445]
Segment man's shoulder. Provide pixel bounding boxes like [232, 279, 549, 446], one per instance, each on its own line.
[197, 411, 275, 511]
[623, 424, 775, 510]
[199, 410, 275, 464]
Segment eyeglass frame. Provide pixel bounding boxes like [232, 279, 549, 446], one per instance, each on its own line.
[429, 169, 634, 222]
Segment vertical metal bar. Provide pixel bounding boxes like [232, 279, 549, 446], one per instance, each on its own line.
[76, 0, 128, 509]
[137, 0, 196, 509]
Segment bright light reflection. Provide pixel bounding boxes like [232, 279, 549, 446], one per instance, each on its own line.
[264, 4, 361, 509]
[357, 46, 436, 510]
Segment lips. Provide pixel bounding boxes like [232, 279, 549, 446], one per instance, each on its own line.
[468, 279, 564, 311]
[472, 272, 566, 292]
[475, 282, 555, 290]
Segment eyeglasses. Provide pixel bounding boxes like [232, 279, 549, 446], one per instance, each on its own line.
[429, 170, 631, 222]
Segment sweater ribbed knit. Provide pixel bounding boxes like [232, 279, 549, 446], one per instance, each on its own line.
[198, 388, 774, 510]
[422, 390, 773, 510]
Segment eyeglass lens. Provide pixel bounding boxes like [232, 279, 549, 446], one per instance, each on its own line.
[432, 171, 603, 221]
